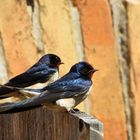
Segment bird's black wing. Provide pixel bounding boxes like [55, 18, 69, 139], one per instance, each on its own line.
[44, 75, 91, 94]
[8, 63, 56, 86]
[0, 63, 56, 98]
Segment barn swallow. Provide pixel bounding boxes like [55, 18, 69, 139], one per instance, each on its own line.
[0, 54, 63, 99]
[0, 62, 97, 113]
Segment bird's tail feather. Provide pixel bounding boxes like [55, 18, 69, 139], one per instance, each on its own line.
[0, 90, 62, 113]
[0, 102, 17, 112]
[0, 85, 14, 98]
[0, 92, 46, 113]
[0, 84, 41, 97]
[0, 84, 24, 90]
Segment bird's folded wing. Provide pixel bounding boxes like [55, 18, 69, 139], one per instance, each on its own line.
[0, 77, 91, 112]
[0, 88, 88, 113]
[8, 64, 54, 86]
[0, 64, 55, 99]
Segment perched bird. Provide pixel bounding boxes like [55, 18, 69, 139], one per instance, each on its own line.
[0, 62, 97, 113]
[0, 54, 63, 99]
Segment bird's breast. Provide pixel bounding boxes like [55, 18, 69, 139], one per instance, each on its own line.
[86, 86, 92, 96]
[48, 71, 59, 83]
[27, 71, 59, 89]
[56, 98, 76, 111]
[18, 72, 59, 98]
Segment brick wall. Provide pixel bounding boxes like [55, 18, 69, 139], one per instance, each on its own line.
[0, 0, 139, 140]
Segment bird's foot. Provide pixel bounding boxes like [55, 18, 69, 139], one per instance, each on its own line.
[69, 108, 80, 114]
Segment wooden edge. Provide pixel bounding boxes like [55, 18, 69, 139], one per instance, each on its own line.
[69, 111, 104, 140]
[0, 103, 103, 140]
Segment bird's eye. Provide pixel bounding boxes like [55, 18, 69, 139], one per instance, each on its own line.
[56, 57, 59, 60]
[55, 57, 60, 62]
[46, 61, 50, 65]
[80, 68, 88, 74]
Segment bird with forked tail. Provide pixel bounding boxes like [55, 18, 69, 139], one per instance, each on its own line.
[0, 62, 98, 113]
[0, 54, 63, 99]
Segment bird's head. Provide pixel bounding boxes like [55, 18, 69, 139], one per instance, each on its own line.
[39, 54, 64, 67]
[70, 62, 98, 78]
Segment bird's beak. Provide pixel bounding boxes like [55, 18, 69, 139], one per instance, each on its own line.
[93, 69, 99, 73]
[88, 69, 98, 78]
[59, 62, 64, 65]
[89, 69, 99, 75]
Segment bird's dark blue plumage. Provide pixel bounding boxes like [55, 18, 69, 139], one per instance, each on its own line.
[0, 54, 63, 99]
[0, 62, 97, 113]
[41, 72, 91, 94]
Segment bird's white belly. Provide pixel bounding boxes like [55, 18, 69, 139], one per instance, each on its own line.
[86, 86, 92, 95]
[28, 72, 58, 89]
[56, 98, 76, 111]
[47, 71, 59, 84]
[20, 72, 59, 97]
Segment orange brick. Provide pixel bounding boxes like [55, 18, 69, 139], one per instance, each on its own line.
[0, 0, 38, 77]
[38, 0, 78, 76]
[73, 0, 127, 140]
[128, 4, 140, 140]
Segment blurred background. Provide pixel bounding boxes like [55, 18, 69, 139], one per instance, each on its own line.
[0, 0, 139, 140]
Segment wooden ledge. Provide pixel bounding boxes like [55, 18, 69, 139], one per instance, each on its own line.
[0, 105, 103, 140]
[70, 111, 103, 140]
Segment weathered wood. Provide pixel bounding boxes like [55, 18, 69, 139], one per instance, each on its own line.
[0, 105, 103, 140]
[70, 111, 104, 140]
[0, 105, 87, 140]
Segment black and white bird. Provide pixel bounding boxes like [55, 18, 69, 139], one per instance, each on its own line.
[0, 54, 63, 99]
[0, 62, 97, 113]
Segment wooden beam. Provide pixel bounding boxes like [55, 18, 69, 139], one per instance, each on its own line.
[0, 105, 103, 140]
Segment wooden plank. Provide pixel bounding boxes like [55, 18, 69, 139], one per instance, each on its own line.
[0, 106, 88, 140]
[0, 105, 103, 140]
[70, 111, 104, 140]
